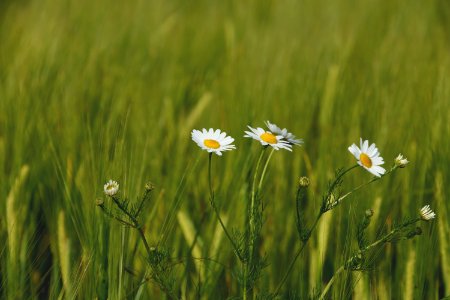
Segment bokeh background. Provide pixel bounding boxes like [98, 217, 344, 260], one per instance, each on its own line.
[0, 0, 449, 298]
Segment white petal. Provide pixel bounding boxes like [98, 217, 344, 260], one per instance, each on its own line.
[371, 157, 384, 165]
[362, 140, 369, 153]
[348, 144, 361, 158]
[371, 165, 386, 176]
[367, 143, 376, 154]
[256, 127, 266, 135]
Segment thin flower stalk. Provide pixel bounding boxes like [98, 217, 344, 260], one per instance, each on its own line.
[207, 153, 244, 261]
[273, 164, 359, 297]
[319, 218, 423, 300]
[244, 147, 267, 300]
[109, 195, 153, 259]
[258, 148, 275, 193]
[101, 186, 177, 299]
[332, 165, 397, 206]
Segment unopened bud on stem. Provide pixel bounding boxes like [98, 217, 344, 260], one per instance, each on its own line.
[394, 154, 409, 168]
[145, 182, 155, 191]
[298, 177, 310, 188]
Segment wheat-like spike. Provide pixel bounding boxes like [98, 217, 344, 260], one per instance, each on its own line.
[6, 165, 30, 263]
[57, 210, 72, 297]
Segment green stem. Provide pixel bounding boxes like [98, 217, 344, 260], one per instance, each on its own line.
[135, 188, 152, 218]
[248, 148, 266, 257]
[258, 148, 275, 192]
[137, 227, 153, 258]
[273, 164, 359, 297]
[110, 197, 153, 255]
[109, 196, 177, 299]
[318, 218, 421, 299]
[295, 187, 302, 237]
[272, 212, 322, 297]
[243, 261, 248, 300]
[207, 153, 244, 261]
[335, 167, 396, 205]
[318, 266, 344, 300]
[274, 164, 398, 297]
[208, 153, 214, 198]
[247, 148, 267, 297]
[250, 148, 266, 218]
[98, 203, 135, 227]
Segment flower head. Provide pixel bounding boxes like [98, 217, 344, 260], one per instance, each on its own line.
[365, 209, 374, 218]
[265, 121, 303, 146]
[419, 205, 436, 221]
[298, 176, 310, 187]
[348, 138, 386, 177]
[104, 180, 119, 196]
[191, 128, 236, 156]
[244, 126, 292, 151]
[394, 154, 409, 168]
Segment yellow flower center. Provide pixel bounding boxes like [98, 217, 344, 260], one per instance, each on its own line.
[204, 139, 220, 149]
[359, 153, 372, 168]
[106, 184, 114, 190]
[260, 132, 277, 144]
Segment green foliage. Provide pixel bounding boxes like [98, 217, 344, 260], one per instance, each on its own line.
[0, 0, 449, 298]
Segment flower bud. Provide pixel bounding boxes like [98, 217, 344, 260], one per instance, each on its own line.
[394, 154, 409, 168]
[365, 209, 374, 218]
[145, 182, 155, 191]
[419, 205, 436, 221]
[298, 176, 310, 188]
[406, 227, 422, 239]
[104, 180, 119, 196]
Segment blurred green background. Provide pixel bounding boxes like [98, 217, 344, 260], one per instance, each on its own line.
[1, 0, 449, 298]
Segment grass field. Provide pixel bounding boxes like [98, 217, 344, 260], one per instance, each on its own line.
[1, 0, 449, 298]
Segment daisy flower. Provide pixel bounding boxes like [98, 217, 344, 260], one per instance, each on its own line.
[394, 153, 409, 168]
[419, 205, 436, 221]
[104, 180, 119, 196]
[265, 121, 303, 146]
[244, 126, 292, 151]
[348, 138, 386, 177]
[191, 128, 236, 156]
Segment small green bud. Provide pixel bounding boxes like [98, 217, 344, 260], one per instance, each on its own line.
[298, 177, 310, 187]
[145, 182, 155, 191]
[415, 227, 422, 235]
[406, 227, 422, 239]
[365, 209, 374, 218]
[96, 198, 104, 206]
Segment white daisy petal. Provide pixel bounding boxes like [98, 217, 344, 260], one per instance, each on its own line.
[264, 120, 303, 146]
[371, 165, 386, 177]
[367, 143, 376, 155]
[419, 205, 436, 221]
[362, 140, 369, 153]
[244, 124, 293, 151]
[348, 144, 361, 158]
[349, 138, 385, 177]
[191, 128, 236, 156]
[104, 180, 119, 196]
[371, 157, 384, 165]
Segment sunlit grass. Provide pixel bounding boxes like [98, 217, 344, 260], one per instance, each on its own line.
[0, 0, 449, 298]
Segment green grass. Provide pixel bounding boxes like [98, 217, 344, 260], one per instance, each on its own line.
[0, 0, 449, 298]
